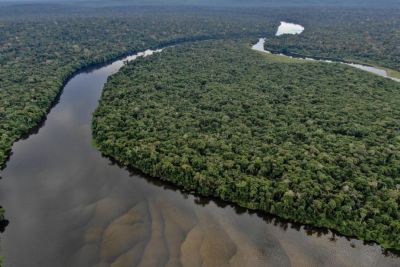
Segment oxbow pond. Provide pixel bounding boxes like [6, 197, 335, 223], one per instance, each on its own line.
[276, 21, 304, 36]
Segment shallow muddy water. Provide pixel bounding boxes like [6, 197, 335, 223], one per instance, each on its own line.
[0, 46, 399, 267]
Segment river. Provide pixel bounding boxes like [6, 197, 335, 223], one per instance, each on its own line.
[0, 45, 399, 266]
[253, 28, 400, 83]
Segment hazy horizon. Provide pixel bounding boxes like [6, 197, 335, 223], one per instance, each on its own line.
[1, 0, 399, 8]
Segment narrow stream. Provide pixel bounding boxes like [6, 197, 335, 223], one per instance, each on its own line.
[252, 38, 400, 82]
[0, 45, 399, 267]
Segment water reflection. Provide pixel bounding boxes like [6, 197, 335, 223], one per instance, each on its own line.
[0, 45, 399, 267]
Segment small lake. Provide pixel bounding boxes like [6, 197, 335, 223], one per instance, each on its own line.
[0, 43, 399, 266]
[276, 21, 304, 36]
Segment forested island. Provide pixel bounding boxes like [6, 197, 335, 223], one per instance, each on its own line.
[93, 40, 400, 250]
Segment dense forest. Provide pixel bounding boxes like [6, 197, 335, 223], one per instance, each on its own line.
[1, 3, 400, 253]
[93, 40, 400, 250]
[0, 7, 277, 170]
[1, 5, 399, 171]
[267, 8, 400, 72]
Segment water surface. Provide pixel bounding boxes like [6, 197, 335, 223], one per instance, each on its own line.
[276, 21, 304, 36]
[347, 63, 400, 82]
[0, 45, 399, 267]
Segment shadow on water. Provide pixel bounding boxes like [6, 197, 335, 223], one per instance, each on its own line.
[0, 216, 9, 233]
[0, 205, 9, 234]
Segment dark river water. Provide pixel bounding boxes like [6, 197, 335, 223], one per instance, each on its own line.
[0, 47, 399, 267]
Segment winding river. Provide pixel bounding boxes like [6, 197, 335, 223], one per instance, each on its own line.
[0, 43, 399, 266]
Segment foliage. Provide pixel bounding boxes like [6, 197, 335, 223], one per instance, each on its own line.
[93, 40, 400, 250]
